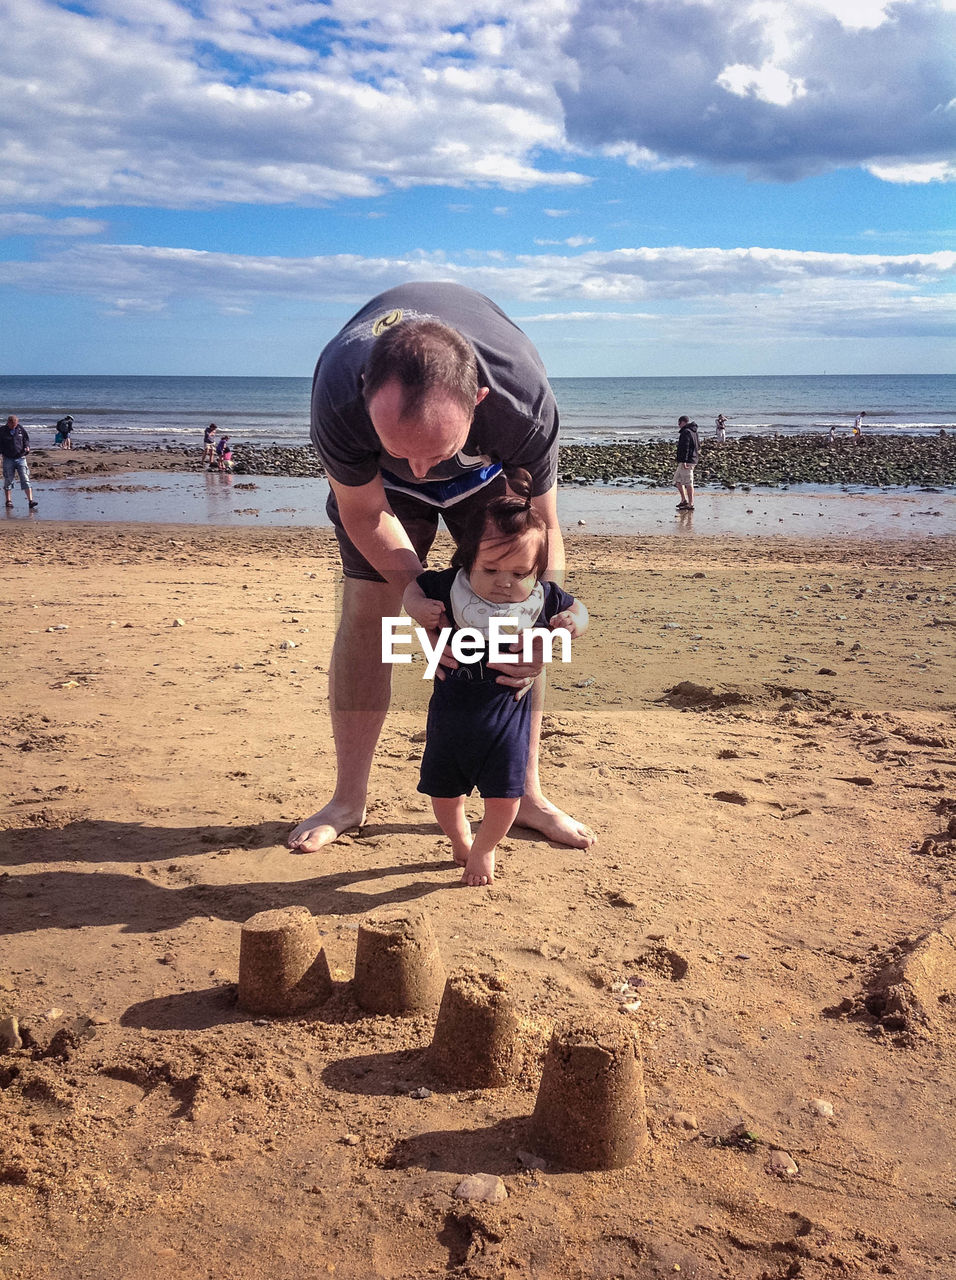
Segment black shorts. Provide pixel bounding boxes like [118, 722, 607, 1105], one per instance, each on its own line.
[418, 677, 530, 799]
[326, 474, 508, 581]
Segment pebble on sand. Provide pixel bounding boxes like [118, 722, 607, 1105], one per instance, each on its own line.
[454, 1174, 508, 1204]
[768, 1149, 799, 1177]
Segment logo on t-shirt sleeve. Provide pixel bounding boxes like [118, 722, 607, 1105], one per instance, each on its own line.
[372, 309, 403, 336]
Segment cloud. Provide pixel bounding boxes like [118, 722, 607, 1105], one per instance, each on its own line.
[0, 0, 585, 208]
[0, 240, 951, 344]
[0, 213, 107, 237]
[557, 0, 956, 181]
[2, 0, 952, 213]
[517, 309, 659, 320]
[534, 235, 596, 246]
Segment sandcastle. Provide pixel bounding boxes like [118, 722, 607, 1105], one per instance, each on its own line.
[428, 969, 522, 1089]
[528, 1015, 648, 1170]
[238, 906, 333, 1015]
[352, 906, 446, 1016]
[235, 908, 650, 1174]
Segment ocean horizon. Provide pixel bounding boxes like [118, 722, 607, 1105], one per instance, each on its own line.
[2, 372, 953, 451]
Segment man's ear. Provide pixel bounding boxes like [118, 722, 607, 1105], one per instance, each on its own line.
[475, 386, 490, 406]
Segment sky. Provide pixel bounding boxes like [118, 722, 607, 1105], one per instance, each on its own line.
[1, 0, 954, 377]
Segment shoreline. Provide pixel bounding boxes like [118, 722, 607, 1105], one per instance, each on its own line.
[6, 469, 954, 540]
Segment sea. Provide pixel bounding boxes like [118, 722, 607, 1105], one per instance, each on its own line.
[2, 372, 953, 450]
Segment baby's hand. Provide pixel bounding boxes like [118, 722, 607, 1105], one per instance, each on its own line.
[550, 610, 580, 638]
[410, 599, 447, 631]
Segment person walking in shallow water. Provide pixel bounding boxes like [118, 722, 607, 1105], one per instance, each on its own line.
[674, 415, 700, 512]
[1, 416, 38, 510]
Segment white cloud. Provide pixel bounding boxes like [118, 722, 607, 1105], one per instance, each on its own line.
[867, 159, 956, 183]
[716, 62, 807, 107]
[1, 0, 951, 214]
[0, 213, 106, 236]
[517, 310, 659, 320]
[0, 241, 950, 346]
[558, 0, 956, 181]
[0, 0, 584, 208]
[534, 235, 596, 246]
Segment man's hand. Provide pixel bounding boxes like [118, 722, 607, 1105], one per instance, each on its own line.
[487, 632, 547, 701]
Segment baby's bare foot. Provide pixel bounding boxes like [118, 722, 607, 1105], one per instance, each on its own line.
[461, 847, 495, 887]
[450, 829, 473, 867]
[438, 815, 472, 866]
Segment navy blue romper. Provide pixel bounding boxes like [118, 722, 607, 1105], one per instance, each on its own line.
[416, 568, 574, 799]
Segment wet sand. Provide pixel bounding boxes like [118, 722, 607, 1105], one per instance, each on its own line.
[8, 466, 955, 540]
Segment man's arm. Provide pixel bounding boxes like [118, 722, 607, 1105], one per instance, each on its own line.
[487, 480, 565, 688]
[528, 483, 565, 583]
[329, 474, 424, 589]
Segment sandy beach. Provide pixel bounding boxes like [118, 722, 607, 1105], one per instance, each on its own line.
[2, 517, 956, 1279]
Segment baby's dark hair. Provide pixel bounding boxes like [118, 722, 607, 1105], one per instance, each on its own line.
[453, 468, 548, 579]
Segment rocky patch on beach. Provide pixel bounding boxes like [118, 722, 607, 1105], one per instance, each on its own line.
[558, 434, 956, 489]
[28, 433, 956, 489]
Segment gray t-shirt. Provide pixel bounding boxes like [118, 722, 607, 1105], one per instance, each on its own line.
[311, 282, 559, 508]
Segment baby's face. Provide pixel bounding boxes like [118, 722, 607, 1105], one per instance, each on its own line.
[468, 530, 541, 604]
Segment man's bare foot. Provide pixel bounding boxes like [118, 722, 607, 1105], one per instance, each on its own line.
[516, 796, 595, 849]
[461, 847, 495, 887]
[287, 801, 367, 853]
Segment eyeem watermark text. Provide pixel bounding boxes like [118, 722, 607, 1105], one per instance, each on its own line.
[382, 617, 573, 680]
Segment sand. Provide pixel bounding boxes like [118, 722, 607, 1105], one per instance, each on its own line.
[2, 519, 956, 1279]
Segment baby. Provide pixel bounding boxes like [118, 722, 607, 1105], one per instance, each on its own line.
[216, 434, 233, 470]
[402, 470, 588, 887]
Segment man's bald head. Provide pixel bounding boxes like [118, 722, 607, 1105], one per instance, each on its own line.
[362, 319, 479, 423]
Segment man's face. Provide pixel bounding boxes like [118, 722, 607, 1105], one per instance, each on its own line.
[367, 379, 488, 480]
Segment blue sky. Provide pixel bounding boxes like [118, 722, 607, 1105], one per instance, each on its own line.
[1, 0, 953, 377]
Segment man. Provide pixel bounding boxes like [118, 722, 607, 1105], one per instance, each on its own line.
[853, 411, 866, 438]
[1, 416, 38, 510]
[714, 413, 727, 443]
[288, 281, 594, 853]
[674, 415, 700, 512]
[202, 423, 218, 467]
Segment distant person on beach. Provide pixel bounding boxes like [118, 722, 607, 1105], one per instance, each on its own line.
[853, 411, 866, 438]
[674, 416, 700, 512]
[54, 415, 74, 449]
[1, 416, 38, 510]
[714, 413, 728, 442]
[215, 434, 233, 471]
[828, 425, 837, 446]
[203, 423, 218, 467]
[403, 470, 588, 886]
[287, 280, 593, 855]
